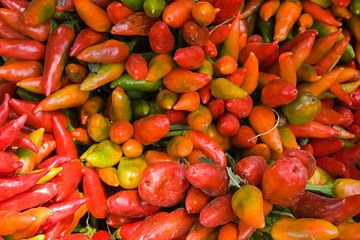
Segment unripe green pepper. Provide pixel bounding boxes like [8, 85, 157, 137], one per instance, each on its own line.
[81, 140, 122, 168]
[117, 157, 148, 189]
[110, 74, 163, 92]
[133, 100, 151, 119]
[210, 78, 248, 99]
[143, 0, 166, 18]
[282, 91, 321, 125]
[121, 0, 145, 11]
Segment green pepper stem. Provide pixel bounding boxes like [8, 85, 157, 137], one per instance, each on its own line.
[305, 182, 334, 197]
[170, 124, 191, 131]
[164, 130, 188, 138]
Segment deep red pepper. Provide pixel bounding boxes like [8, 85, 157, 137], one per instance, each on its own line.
[51, 160, 83, 202]
[38, 155, 72, 169]
[44, 215, 73, 240]
[0, 183, 58, 212]
[0, 0, 29, 12]
[40, 197, 88, 231]
[0, 39, 45, 60]
[70, 28, 107, 57]
[0, 93, 10, 126]
[43, 24, 75, 96]
[0, 17, 27, 39]
[239, 41, 279, 63]
[199, 84, 212, 104]
[83, 167, 107, 219]
[316, 156, 346, 177]
[9, 98, 67, 133]
[292, 191, 360, 225]
[12, 132, 38, 152]
[0, 114, 28, 151]
[0, 152, 22, 177]
[310, 138, 345, 157]
[279, 29, 318, 54]
[52, 115, 78, 159]
[106, 2, 134, 24]
[106, 214, 136, 228]
[0, 169, 49, 201]
[63, 233, 90, 240]
[331, 145, 360, 168]
[0, 82, 16, 102]
[212, 0, 244, 24]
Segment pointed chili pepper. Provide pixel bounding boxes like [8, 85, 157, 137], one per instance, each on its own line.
[261, 79, 298, 107]
[0, 0, 29, 12]
[0, 169, 48, 201]
[0, 183, 58, 212]
[38, 155, 71, 170]
[174, 46, 205, 70]
[33, 84, 90, 113]
[80, 96, 104, 125]
[43, 24, 75, 96]
[316, 156, 346, 177]
[278, 126, 300, 149]
[315, 106, 348, 125]
[0, 209, 37, 236]
[80, 63, 124, 91]
[16, 77, 61, 94]
[110, 74, 163, 92]
[220, 13, 241, 61]
[43, 215, 73, 240]
[107, 2, 134, 24]
[0, 39, 45, 60]
[108, 87, 132, 122]
[134, 114, 170, 145]
[209, 24, 231, 45]
[22, 0, 56, 27]
[303, 0, 342, 27]
[9, 98, 67, 133]
[71, 128, 91, 144]
[329, 82, 352, 106]
[41, 197, 89, 231]
[315, 37, 350, 73]
[292, 191, 360, 225]
[0, 61, 43, 83]
[69, 28, 107, 57]
[173, 91, 200, 112]
[82, 167, 107, 219]
[274, 0, 302, 42]
[164, 68, 211, 93]
[155, 89, 178, 111]
[271, 217, 339, 240]
[288, 120, 340, 138]
[240, 41, 279, 64]
[112, 12, 157, 36]
[0, 114, 27, 151]
[52, 115, 78, 160]
[51, 162, 82, 200]
[210, 78, 248, 99]
[161, 0, 193, 28]
[0, 93, 10, 126]
[73, 0, 111, 32]
[145, 54, 174, 82]
[259, 0, 280, 21]
[125, 54, 148, 81]
[0, 8, 49, 42]
[0, 152, 22, 177]
[310, 137, 344, 157]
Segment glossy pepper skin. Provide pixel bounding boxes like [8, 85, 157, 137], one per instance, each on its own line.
[43, 24, 75, 96]
[69, 28, 107, 57]
[0, 114, 28, 151]
[292, 192, 360, 225]
[52, 115, 78, 160]
[22, 0, 56, 27]
[0, 39, 46, 60]
[134, 114, 170, 145]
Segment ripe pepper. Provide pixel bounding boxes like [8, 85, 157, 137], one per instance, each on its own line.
[0, 93, 10, 126]
[232, 185, 265, 229]
[149, 21, 175, 54]
[145, 54, 174, 82]
[81, 140, 122, 168]
[259, 0, 280, 21]
[33, 84, 90, 113]
[73, 0, 111, 32]
[187, 105, 212, 131]
[16, 77, 61, 94]
[0, 0, 29, 12]
[0, 209, 37, 236]
[310, 137, 344, 157]
[83, 167, 107, 219]
[108, 87, 132, 122]
[134, 114, 170, 145]
[43, 24, 75, 96]
[292, 191, 360, 225]
[106, 2, 134, 24]
[240, 52, 259, 94]
[162, 0, 193, 28]
[111, 12, 157, 36]
[164, 68, 211, 93]
[110, 74, 163, 92]
[240, 41, 279, 64]
[282, 91, 321, 124]
[0, 114, 28, 151]
[0, 17, 27, 40]
[0, 61, 43, 83]
[210, 78, 248, 99]
[337, 221, 360, 240]
[0, 8, 49, 42]
[274, 0, 302, 42]
[52, 115, 78, 160]
[303, 0, 342, 27]
[22, 0, 56, 27]
[271, 217, 339, 240]
[0, 152, 22, 177]
[0, 169, 49, 201]
[0, 183, 58, 212]
[0, 39, 46, 60]
[69, 28, 107, 57]
[220, 13, 241, 61]
[86, 113, 110, 142]
[185, 221, 219, 240]
[288, 120, 340, 138]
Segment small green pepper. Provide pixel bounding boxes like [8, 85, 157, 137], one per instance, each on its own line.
[110, 74, 163, 92]
[133, 100, 151, 119]
[143, 0, 166, 18]
[121, 0, 145, 11]
[87, 113, 111, 142]
[81, 140, 122, 168]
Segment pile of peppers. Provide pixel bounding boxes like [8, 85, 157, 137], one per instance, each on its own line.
[0, 0, 360, 239]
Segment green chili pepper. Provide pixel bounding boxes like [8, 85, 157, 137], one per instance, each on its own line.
[121, 0, 145, 11]
[143, 0, 166, 18]
[257, 17, 274, 43]
[133, 100, 151, 119]
[80, 140, 122, 168]
[210, 78, 248, 99]
[110, 74, 163, 92]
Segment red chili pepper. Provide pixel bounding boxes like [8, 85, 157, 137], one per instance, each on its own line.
[12, 132, 38, 152]
[44, 215, 73, 240]
[0, 152, 22, 177]
[35, 139, 56, 166]
[63, 234, 90, 240]
[40, 197, 88, 231]
[240, 41, 279, 63]
[55, 0, 75, 11]
[292, 191, 360, 225]
[0, 39, 45, 60]
[183, 20, 210, 47]
[52, 115, 78, 160]
[315, 106, 349, 125]
[173, 46, 205, 70]
[43, 24, 75, 96]
[0, 17, 27, 39]
[0, 8, 49, 42]
[134, 114, 170, 145]
[186, 130, 226, 167]
[111, 12, 157, 36]
[92, 230, 112, 240]
[0, 114, 27, 151]
[203, 40, 218, 58]
[0, 169, 49, 201]
[51, 160, 83, 202]
[0, 61, 43, 83]
[288, 121, 341, 138]
[120, 220, 143, 239]
[310, 138, 345, 157]
[9, 98, 67, 133]
[125, 53, 148, 80]
[149, 21, 175, 54]
[70, 28, 107, 57]
[199, 84, 212, 104]
[316, 156, 346, 177]
[0, 0, 29, 12]
[209, 24, 232, 45]
[83, 167, 107, 219]
[0, 93, 10, 126]
[331, 145, 360, 168]
[0, 183, 58, 212]
[106, 2, 134, 24]
[212, 0, 244, 24]
[38, 155, 72, 169]
[235, 156, 267, 186]
[303, 0, 342, 27]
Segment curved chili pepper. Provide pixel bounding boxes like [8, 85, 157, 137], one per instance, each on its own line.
[240, 41, 279, 64]
[288, 120, 341, 138]
[164, 68, 211, 93]
[0, 0, 29, 11]
[259, 0, 280, 21]
[145, 54, 174, 82]
[110, 74, 163, 92]
[310, 137, 344, 157]
[134, 114, 170, 145]
[16, 77, 60, 94]
[316, 156, 346, 177]
[292, 191, 360, 225]
[111, 12, 157, 36]
[52, 115, 78, 160]
[212, 0, 244, 24]
[38, 155, 71, 169]
[69, 28, 107, 57]
[43, 24, 75, 96]
[0, 8, 49, 42]
[0, 61, 43, 83]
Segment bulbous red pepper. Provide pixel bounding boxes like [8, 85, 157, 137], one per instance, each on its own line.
[173, 46, 205, 70]
[43, 24, 75, 96]
[292, 191, 360, 225]
[235, 156, 267, 186]
[149, 21, 175, 54]
[183, 20, 210, 47]
[106, 2, 134, 24]
[0, 183, 58, 212]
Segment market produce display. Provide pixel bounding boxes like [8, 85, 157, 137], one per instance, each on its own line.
[0, 0, 360, 239]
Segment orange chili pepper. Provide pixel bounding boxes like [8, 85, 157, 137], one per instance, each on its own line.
[249, 106, 283, 153]
[173, 91, 200, 112]
[96, 167, 120, 187]
[303, 0, 342, 27]
[0, 61, 42, 83]
[259, 0, 280, 22]
[218, 223, 238, 240]
[279, 52, 297, 86]
[240, 52, 259, 94]
[145, 54, 174, 82]
[288, 120, 341, 138]
[274, 0, 302, 42]
[243, 143, 272, 161]
[329, 82, 352, 105]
